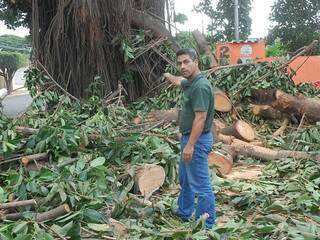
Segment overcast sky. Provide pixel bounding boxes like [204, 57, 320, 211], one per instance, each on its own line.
[0, 0, 276, 39]
[174, 0, 276, 38]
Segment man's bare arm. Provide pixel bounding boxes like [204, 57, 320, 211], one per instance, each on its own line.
[163, 73, 184, 87]
[182, 111, 207, 161]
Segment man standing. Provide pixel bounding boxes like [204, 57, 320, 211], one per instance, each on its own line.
[163, 48, 215, 229]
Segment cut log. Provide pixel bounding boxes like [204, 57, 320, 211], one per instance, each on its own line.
[35, 204, 70, 222]
[21, 153, 49, 167]
[220, 120, 256, 142]
[0, 212, 23, 221]
[252, 104, 282, 120]
[208, 151, 233, 175]
[0, 199, 37, 209]
[230, 139, 320, 161]
[214, 89, 232, 112]
[135, 164, 165, 198]
[251, 89, 320, 123]
[192, 30, 218, 68]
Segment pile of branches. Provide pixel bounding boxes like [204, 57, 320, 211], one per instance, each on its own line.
[0, 36, 320, 239]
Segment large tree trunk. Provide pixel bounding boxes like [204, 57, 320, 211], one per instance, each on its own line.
[28, 0, 171, 101]
[251, 89, 320, 123]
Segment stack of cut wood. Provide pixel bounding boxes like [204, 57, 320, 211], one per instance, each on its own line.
[143, 85, 320, 176]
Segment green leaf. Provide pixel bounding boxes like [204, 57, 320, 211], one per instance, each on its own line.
[83, 209, 106, 224]
[12, 221, 28, 234]
[87, 223, 110, 232]
[90, 157, 105, 168]
[0, 187, 8, 202]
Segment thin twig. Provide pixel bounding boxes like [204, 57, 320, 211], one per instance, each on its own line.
[141, 120, 165, 133]
[36, 61, 79, 101]
[290, 113, 306, 149]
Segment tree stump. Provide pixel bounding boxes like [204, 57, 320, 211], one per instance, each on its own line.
[208, 151, 234, 175]
[135, 164, 165, 198]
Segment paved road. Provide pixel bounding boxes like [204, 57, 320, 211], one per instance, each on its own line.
[1, 68, 32, 118]
[2, 90, 32, 118]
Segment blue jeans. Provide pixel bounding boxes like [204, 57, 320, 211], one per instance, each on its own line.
[176, 132, 216, 228]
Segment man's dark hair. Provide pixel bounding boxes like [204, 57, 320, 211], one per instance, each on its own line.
[176, 48, 198, 60]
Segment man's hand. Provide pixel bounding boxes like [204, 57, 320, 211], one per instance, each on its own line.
[163, 73, 184, 87]
[183, 143, 194, 161]
[146, 108, 179, 123]
[163, 72, 173, 80]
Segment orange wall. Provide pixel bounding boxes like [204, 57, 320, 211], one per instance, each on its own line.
[288, 56, 320, 88]
[215, 41, 320, 88]
[256, 56, 320, 88]
[216, 42, 266, 65]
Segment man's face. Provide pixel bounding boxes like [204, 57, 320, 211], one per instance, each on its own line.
[177, 54, 199, 79]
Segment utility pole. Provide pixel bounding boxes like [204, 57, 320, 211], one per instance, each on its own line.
[234, 0, 240, 41]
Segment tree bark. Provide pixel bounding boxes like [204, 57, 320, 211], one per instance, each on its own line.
[1, 204, 70, 222]
[0, 199, 37, 209]
[192, 30, 218, 68]
[252, 104, 283, 120]
[229, 139, 320, 161]
[35, 204, 70, 222]
[251, 89, 320, 123]
[132, 9, 180, 52]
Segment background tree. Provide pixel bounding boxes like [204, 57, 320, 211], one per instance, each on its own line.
[0, 34, 31, 53]
[0, 0, 177, 100]
[0, 51, 28, 93]
[195, 0, 252, 42]
[0, 0, 31, 29]
[268, 0, 320, 53]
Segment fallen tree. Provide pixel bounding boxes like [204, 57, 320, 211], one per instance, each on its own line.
[251, 89, 320, 123]
[192, 29, 218, 68]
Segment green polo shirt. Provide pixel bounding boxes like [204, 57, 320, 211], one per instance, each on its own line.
[179, 73, 214, 135]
